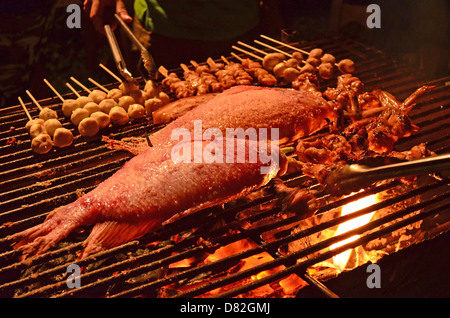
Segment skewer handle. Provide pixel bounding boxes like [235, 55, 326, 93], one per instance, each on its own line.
[180, 63, 190, 73]
[18, 96, 32, 121]
[260, 34, 309, 55]
[99, 63, 123, 83]
[43, 79, 65, 102]
[25, 90, 43, 110]
[254, 40, 292, 58]
[230, 52, 243, 62]
[70, 77, 92, 93]
[221, 56, 230, 65]
[158, 65, 169, 78]
[232, 45, 264, 61]
[65, 82, 81, 98]
[88, 78, 109, 93]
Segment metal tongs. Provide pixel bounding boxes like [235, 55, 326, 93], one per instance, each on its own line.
[113, 13, 157, 79]
[104, 24, 138, 84]
[324, 153, 450, 196]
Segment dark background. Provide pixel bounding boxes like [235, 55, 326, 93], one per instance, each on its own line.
[1, 0, 449, 108]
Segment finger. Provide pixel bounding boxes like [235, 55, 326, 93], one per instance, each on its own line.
[82, 0, 92, 12]
[116, 0, 133, 23]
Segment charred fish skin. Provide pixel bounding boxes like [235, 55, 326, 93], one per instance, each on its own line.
[11, 86, 334, 259]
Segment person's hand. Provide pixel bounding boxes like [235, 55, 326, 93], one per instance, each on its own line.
[83, 0, 132, 34]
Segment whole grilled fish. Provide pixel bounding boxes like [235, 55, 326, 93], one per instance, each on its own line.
[11, 86, 334, 259]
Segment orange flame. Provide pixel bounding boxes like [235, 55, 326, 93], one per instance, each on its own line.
[330, 193, 379, 271]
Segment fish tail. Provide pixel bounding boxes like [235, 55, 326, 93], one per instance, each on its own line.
[10, 205, 88, 260]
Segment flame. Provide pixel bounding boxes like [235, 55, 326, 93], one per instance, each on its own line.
[330, 192, 379, 271]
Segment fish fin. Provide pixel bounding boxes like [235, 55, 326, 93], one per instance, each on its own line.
[102, 136, 150, 155]
[79, 219, 161, 259]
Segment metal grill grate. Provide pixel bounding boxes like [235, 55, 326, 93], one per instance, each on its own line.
[0, 37, 448, 298]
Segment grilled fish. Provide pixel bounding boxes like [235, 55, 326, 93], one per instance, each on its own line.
[11, 86, 334, 259]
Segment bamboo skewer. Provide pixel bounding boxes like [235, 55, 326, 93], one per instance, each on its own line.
[237, 41, 268, 57]
[70, 77, 92, 94]
[18, 96, 32, 121]
[180, 63, 190, 73]
[207, 57, 217, 68]
[66, 82, 81, 98]
[231, 45, 264, 61]
[254, 39, 293, 58]
[88, 78, 110, 93]
[158, 65, 169, 78]
[260, 34, 309, 55]
[25, 90, 43, 111]
[256, 35, 346, 70]
[43, 79, 65, 102]
[221, 56, 231, 65]
[230, 52, 244, 63]
[99, 63, 123, 83]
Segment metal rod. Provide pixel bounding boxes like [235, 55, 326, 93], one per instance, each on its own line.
[302, 272, 340, 298]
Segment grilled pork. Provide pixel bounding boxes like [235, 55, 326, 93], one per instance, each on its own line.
[11, 86, 335, 258]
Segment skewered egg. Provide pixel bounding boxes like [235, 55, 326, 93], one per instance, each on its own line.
[62, 99, 81, 117]
[39, 107, 58, 121]
[109, 106, 129, 125]
[88, 89, 107, 103]
[91, 111, 111, 129]
[53, 127, 74, 148]
[43, 118, 62, 137]
[128, 104, 145, 119]
[71, 108, 89, 126]
[78, 118, 99, 137]
[31, 133, 53, 154]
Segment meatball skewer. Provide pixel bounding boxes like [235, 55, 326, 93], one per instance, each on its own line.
[18, 96, 53, 154]
[25, 89, 58, 121]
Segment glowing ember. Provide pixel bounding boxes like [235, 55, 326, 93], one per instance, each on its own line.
[330, 193, 379, 271]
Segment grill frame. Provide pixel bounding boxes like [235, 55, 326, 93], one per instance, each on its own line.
[0, 37, 449, 298]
